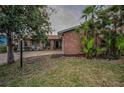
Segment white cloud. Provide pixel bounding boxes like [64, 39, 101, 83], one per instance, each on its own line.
[49, 5, 86, 35]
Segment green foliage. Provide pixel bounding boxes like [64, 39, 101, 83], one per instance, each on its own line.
[80, 5, 124, 59]
[81, 36, 87, 46]
[82, 6, 95, 15]
[116, 35, 124, 53]
[81, 20, 92, 31]
[0, 6, 53, 64]
[87, 37, 94, 49]
[82, 37, 94, 58]
[0, 5, 52, 41]
[81, 5, 98, 58]
[81, 6, 94, 20]
[96, 47, 106, 55]
[0, 45, 7, 53]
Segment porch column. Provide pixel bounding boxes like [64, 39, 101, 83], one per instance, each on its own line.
[27, 40, 32, 50]
[50, 40, 54, 50]
[39, 41, 44, 50]
[17, 40, 20, 51]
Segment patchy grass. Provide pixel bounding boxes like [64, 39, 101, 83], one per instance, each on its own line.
[0, 56, 124, 87]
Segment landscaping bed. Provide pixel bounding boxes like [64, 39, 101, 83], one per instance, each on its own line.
[0, 56, 124, 87]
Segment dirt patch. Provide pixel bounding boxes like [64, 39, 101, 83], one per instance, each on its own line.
[23, 54, 124, 65]
[24, 54, 63, 64]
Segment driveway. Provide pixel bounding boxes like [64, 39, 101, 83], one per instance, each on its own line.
[0, 50, 63, 65]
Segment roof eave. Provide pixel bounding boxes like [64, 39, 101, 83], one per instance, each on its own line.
[58, 25, 80, 35]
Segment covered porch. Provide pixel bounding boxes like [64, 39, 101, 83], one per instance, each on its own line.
[15, 35, 62, 51]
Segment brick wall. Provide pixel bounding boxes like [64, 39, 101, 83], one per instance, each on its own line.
[62, 30, 82, 55]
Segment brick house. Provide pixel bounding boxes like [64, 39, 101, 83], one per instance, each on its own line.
[58, 26, 83, 55]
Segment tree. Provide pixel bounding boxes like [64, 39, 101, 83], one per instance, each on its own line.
[99, 5, 124, 58]
[80, 5, 124, 59]
[108, 6, 124, 57]
[0, 5, 52, 64]
[80, 6, 101, 58]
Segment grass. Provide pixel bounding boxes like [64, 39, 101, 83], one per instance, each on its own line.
[0, 56, 124, 87]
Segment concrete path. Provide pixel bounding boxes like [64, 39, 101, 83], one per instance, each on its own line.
[0, 50, 63, 65]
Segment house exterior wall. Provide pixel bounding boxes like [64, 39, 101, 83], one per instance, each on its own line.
[62, 30, 82, 55]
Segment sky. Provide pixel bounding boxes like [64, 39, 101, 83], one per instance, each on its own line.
[49, 5, 86, 35]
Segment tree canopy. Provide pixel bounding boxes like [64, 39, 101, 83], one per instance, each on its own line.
[0, 5, 52, 64]
[79, 5, 124, 59]
[0, 5, 52, 41]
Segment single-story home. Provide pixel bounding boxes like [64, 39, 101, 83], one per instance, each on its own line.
[0, 25, 83, 55]
[0, 34, 62, 51]
[14, 35, 62, 51]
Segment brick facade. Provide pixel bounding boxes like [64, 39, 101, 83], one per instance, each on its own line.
[62, 30, 82, 55]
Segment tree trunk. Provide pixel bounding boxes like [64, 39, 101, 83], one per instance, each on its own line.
[7, 30, 14, 64]
[113, 23, 117, 56]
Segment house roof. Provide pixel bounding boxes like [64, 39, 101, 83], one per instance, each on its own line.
[58, 25, 80, 35]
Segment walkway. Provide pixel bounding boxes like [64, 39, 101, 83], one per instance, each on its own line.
[0, 50, 63, 65]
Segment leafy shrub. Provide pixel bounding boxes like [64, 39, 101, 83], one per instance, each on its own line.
[116, 35, 124, 56]
[82, 37, 94, 58]
[96, 47, 106, 56]
[0, 45, 7, 53]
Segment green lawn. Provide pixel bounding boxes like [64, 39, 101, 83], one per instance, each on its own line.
[0, 56, 124, 87]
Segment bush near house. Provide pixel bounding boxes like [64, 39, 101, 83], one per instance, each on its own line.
[0, 45, 7, 53]
[79, 5, 124, 59]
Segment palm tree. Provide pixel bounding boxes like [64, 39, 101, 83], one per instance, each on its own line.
[81, 6, 101, 58]
[82, 6, 101, 56]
